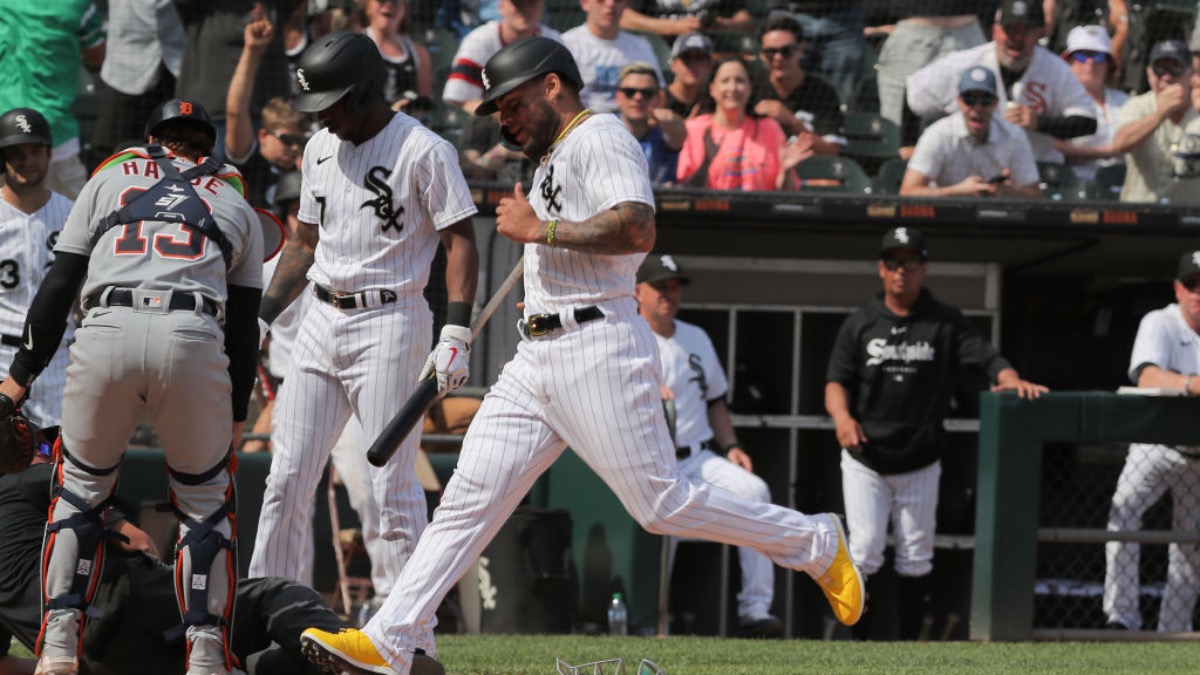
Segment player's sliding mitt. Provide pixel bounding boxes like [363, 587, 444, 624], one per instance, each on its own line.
[0, 392, 35, 474]
[420, 324, 471, 394]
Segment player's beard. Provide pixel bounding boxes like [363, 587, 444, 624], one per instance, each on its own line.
[522, 99, 559, 162]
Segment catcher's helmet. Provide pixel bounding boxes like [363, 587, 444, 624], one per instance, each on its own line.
[144, 98, 217, 150]
[0, 108, 52, 150]
[293, 31, 385, 115]
[475, 37, 584, 116]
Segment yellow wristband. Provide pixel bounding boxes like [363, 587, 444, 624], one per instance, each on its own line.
[546, 219, 557, 246]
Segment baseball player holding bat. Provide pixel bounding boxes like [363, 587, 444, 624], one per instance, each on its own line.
[300, 37, 863, 675]
[248, 31, 480, 601]
[0, 98, 263, 675]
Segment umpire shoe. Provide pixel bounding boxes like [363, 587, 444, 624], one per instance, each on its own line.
[813, 513, 865, 626]
[34, 656, 78, 675]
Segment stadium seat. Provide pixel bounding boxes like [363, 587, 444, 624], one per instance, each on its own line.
[1037, 161, 1086, 202]
[793, 156, 873, 194]
[1090, 164, 1127, 201]
[841, 112, 899, 175]
[872, 157, 908, 195]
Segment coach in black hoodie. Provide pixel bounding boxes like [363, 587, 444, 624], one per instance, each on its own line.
[824, 227, 1045, 640]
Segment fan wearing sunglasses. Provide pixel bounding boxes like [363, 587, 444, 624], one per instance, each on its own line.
[900, 66, 1040, 198]
[903, 0, 1096, 166]
[1112, 39, 1200, 203]
[752, 14, 844, 158]
[615, 62, 686, 186]
[226, 18, 311, 210]
[1053, 25, 1129, 182]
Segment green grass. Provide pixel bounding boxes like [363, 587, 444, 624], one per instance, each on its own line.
[432, 636, 1200, 674]
[13, 635, 1200, 673]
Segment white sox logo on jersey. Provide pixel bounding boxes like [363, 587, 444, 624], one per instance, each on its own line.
[361, 166, 404, 232]
[865, 339, 935, 367]
[13, 115, 32, 134]
[539, 164, 564, 213]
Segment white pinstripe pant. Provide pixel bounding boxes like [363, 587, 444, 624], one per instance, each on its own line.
[840, 451, 940, 578]
[363, 304, 841, 671]
[248, 296, 431, 592]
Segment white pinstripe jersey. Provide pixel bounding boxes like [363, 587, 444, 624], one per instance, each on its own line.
[524, 113, 656, 313]
[656, 319, 728, 448]
[0, 192, 73, 337]
[56, 155, 264, 303]
[298, 113, 477, 295]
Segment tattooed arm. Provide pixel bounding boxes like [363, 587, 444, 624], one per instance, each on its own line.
[494, 184, 656, 255]
[258, 219, 319, 324]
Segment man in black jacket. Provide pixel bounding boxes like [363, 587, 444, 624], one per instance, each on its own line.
[824, 227, 1046, 639]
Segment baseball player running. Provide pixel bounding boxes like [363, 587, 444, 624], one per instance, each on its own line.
[1104, 250, 1200, 632]
[0, 98, 264, 675]
[825, 227, 1045, 639]
[635, 253, 782, 638]
[248, 31, 480, 603]
[0, 108, 73, 430]
[300, 37, 863, 675]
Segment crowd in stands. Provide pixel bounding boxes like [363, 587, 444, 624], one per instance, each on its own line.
[20, 0, 1200, 207]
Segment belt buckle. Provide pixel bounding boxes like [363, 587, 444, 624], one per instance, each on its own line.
[131, 289, 170, 313]
[526, 314, 552, 337]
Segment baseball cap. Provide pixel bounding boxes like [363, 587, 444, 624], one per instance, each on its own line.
[671, 33, 714, 61]
[637, 254, 691, 285]
[959, 66, 998, 96]
[1149, 39, 1189, 67]
[998, 0, 1045, 27]
[1178, 250, 1200, 280]
[1063, 25, 1113, 58]
[880, 227, 928, 260]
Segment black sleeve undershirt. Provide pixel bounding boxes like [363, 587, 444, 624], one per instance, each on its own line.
[1037, 114, 1098, 140]
[9, 252, 89, 388]
[225, 284, 262, 423]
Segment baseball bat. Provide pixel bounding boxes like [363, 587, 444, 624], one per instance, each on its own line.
[366, 256, 525, 467]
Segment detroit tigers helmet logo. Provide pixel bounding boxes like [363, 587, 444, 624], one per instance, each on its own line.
[13, 115, 32, 134]
[297, 68, 310, 92]
[361, 166, 404, 232]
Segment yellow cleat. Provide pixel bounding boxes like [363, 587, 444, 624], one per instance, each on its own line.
[301, 627, 394, 674]
[813, 513, 865, 626]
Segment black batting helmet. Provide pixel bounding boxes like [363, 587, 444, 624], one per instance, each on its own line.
[475, 37, 584, 116]
[293, 31, 386, 115]
[0, 108, 52, 151]
[144, 98, 217, 150]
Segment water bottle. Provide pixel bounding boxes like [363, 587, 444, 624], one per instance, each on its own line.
[607, 592, 628, 636]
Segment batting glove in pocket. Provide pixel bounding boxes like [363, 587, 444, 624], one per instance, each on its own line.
[420, 324, 471, 394]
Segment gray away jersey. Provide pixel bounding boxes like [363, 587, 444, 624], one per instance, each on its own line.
[56, 154, 264, 303]
[298, 113, 478, 295]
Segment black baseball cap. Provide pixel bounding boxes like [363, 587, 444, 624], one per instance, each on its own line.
[998, 0, 1045, 27]
[1149, 40, 1189, 68]
[1178, 250, 1200, 280]
[880, 227, 928, 260]
[637, 254, 691, 285]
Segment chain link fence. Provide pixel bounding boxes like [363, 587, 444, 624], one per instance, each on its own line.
[1035, 441, 1200, 634]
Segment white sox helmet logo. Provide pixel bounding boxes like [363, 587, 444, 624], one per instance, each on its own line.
[660, 255, 681, 273]
[1192, 252, 1200, 268]
[297, 68, 311, 92]
[13, 115, 32, 134]
[894, 228, 910, 244]
[482, 70, 491, 92]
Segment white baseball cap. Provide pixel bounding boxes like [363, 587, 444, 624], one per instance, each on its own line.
[1062, 25, 1113, 58]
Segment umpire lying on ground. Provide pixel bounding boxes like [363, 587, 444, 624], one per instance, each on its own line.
[0, 432, 346, 675]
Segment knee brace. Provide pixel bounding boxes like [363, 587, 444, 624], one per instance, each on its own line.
[39, 441, 118, 651]
[163, 452, 238, 669]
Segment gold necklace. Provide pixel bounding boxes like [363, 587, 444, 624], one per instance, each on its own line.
[542, 108, 594, 163]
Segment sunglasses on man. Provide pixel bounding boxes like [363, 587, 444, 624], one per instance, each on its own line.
[1182, 276, 1200, 292]
[1070, 51, 1109, 65]
[269, 130, 308, 147]
[960, 92, 997, 108]
[618, 87, 659, 99]
[1152, 61, 1187, 78]
[760, 44, 798, 60]
[882, 257, 924, 272]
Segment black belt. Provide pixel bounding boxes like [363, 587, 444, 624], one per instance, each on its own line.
[677, 439, 718, 460]
[0, 334, 20, 348]
[85, 288, 218, 316]
[521, 306, 604, 337]
[313, 284, 397, 310]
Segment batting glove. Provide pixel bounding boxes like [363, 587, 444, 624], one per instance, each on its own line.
[420, 324, 471, 394]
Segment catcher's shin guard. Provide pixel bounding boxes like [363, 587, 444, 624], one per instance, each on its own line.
[165, 452, 238, 672]
[38, 442, 119, 658]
